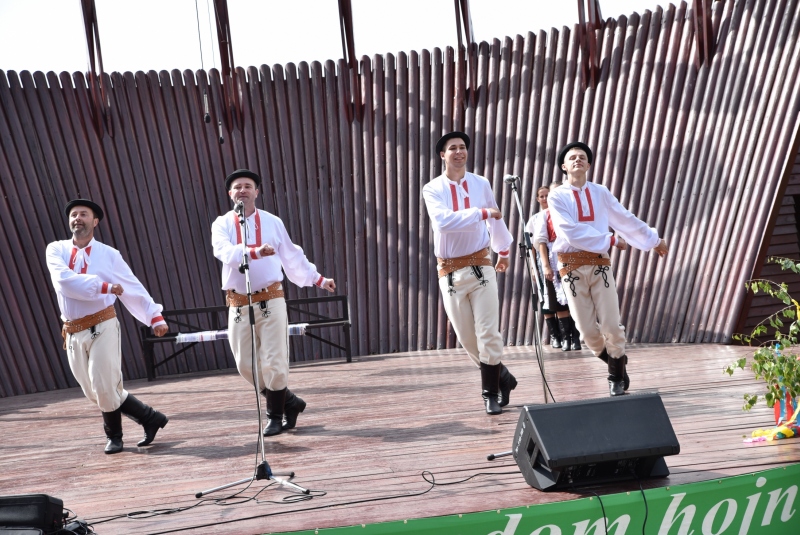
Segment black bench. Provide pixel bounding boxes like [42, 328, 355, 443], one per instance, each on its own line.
[139, 295, 352, 380]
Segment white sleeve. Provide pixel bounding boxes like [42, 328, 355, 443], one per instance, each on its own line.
[423, 186, 484, 232]
[211, 217, 242, 267]
[485, 184, 514, 254]
[548, 192, 614, 253]
[606, 192, 660, 251]
[531, 213, 548, 245]
[113, 252, 165, 326]
[46, 243, 105, 300]
[275, 219, 322, 288]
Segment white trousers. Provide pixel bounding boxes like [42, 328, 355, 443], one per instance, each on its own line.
[66, 317, 129, 412]
[559, 257, 626, 359]
[439, 265, 504, 367]
[227, 297, 290, 391]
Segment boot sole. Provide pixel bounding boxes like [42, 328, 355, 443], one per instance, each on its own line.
[138, 416, 169, 447]
[282, 399, 307, 430]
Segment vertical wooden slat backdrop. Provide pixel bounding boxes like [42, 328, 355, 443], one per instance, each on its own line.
[1, 0, 800, 397]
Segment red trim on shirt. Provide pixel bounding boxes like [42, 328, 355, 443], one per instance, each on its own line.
[449, 184, 459, 212]
[499, 250, 509, 257]
[545, 211, 557, 242]
[610, 236, 616, 247]
[249, 247, 259, 260]
[151, 316, 164, 325]
[101, 282, 109, 294]
[315, 276, 324, 287]
[481, 208, 488, 220]
[572, 189, 595, 222]
[462, 180, 470, 209]
[68, 246, 91, 274]
[233, 212, 262, 247]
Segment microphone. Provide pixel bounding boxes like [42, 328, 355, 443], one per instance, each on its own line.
[234, 201, 244, 214]
[504, 175, 520, 184]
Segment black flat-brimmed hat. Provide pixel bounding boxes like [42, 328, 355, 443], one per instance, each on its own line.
[557, 142, 593, 174]
[64, 199, 104, 221]
[436, 131, 470, 154]
[224, 169, 262, 190]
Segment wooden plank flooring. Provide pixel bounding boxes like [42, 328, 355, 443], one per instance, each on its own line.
[1, 343, 799, 535]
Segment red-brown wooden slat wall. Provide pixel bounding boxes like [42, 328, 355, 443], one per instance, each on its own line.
[1, 0, 800, 397]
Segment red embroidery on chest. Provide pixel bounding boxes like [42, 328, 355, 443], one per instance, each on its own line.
[449, 181, 471, 211]
[545, 211, 557, 242]
[572, 189, 595, 222]
[68, 246, 92, 274]
[233, 212, 262, 246]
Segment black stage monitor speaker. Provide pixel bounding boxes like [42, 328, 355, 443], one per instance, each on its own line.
[512, 393, 680, 491]
[0, 494, 63, 531]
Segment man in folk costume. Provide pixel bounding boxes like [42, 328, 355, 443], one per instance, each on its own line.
[526, 184, 581, 352]
[46, 199, 170, 454]
[212, 169, 335, 437]
[422, 131, 518, 415]
[547, 142, 669, 396]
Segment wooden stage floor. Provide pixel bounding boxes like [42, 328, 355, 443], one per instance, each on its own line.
[2, 343, 799, 534]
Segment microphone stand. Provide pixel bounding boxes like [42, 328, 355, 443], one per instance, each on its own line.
[487, 176, 552, 462]
[196, 201, 309, 498]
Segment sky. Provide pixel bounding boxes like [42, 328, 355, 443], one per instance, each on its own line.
[0, 0, 670, 75]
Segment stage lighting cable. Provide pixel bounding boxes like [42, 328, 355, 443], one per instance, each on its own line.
[95, 469, 518, 535]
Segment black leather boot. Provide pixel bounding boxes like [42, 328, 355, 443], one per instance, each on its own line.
[557, 317, 573, 352]
[597, 349, 629, 390]
[607, 355, 626, 397]
[120, 394, 169, 447]
[545, 317, 562, 349]
[498, 364, 517, 407]
[102, 409, 124, 454]
[282, 389, 307, 430]
[480, 362, 502, 415]
[566, 316, 582, 350]
[263, 388, 286, 436]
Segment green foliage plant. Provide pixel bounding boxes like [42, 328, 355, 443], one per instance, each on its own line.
[725, 256, 800, 411]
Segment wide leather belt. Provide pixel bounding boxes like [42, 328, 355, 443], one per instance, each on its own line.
[61, 305, 116, 348]
[226, 282, 284, 307]
[557, 251, 611, 277]
[437, 247, 492, 278]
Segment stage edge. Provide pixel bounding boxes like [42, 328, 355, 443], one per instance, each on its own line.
[280, 464, 800, 535]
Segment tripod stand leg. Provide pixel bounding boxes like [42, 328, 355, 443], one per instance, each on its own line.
[271, 475, 310, 494]
[487, 450, 513, 461]
[195, 476, 253, 499]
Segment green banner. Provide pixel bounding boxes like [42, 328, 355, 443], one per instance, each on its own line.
[284, 464, 800, 535]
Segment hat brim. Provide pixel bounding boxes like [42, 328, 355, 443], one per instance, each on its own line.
[225, 169, 262, 191]
[64, 199, 104, 221]
[557, 142, 593, 175]
[436, 132, 471, 155]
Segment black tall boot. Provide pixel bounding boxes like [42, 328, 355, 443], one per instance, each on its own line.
[597, 349, 629, 390]
[282, 389, 307, 430]
[607, 355, 626, 397]
[480, 362, 502, 415]
[263, 388, 286, 436]
[566, 316, 582, 350]
[102, 409, 124, 454]
[544, 317, 562, 349]
[120, 394, 169, 447]
[498, 364, 518, 407]
[557, 317, 573, 352]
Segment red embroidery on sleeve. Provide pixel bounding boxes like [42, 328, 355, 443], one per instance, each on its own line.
[151, 316, 164, 325]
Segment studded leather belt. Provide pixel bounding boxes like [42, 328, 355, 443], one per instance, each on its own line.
[226, 282, 284, 307]
[437, 248, 493, 278]
[61, 305, 117, 348]
[557, 251, 610, 277]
